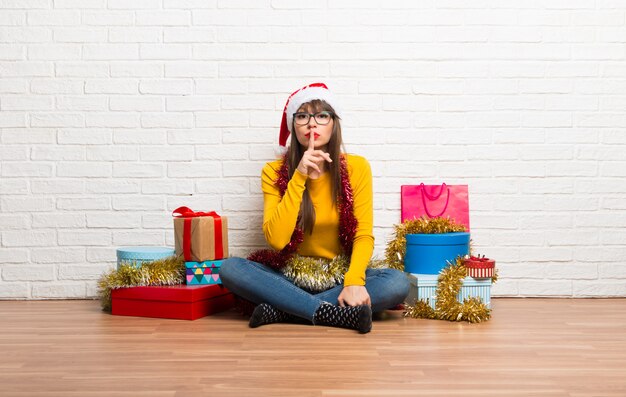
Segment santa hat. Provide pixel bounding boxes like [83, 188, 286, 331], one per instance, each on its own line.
[278, 82, 342, 147]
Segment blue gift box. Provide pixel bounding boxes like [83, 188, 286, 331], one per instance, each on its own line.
[403, 232, 470, 274]
[116, 246, 175, 270]
[186, 260, 224, 285]
[406, 273, 491, 310]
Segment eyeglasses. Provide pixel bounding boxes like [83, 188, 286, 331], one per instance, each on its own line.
[293, 111, 334, 126]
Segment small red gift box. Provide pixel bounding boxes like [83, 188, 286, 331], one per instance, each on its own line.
[463, 255, 496, 279]
[111, 284, 234, 320]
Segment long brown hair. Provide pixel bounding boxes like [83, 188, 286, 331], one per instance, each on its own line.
[287, 99, 344, 235]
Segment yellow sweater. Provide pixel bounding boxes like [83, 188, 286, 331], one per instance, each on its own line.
[261, 154, 374, 286]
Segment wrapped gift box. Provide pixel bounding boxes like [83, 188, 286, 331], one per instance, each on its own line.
[404, 232, 470, 274]
[173, 207, 229, 262]
[406, 273, 491, 310]
[111, 284, 234, 320]
[186, 260, 223, 285]
[463, 256, 496, 279]
[116, 246, 175, 270]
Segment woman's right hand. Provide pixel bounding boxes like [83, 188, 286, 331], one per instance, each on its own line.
[296, 132, 332, 177]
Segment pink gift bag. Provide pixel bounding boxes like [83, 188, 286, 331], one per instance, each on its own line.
[401, 183, 470, 230]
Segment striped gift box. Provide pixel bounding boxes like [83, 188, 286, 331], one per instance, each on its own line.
[406, 273, 491, 310]
[463, 257, 495, 279]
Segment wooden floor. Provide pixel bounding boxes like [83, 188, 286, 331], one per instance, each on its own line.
[0, 299, 625, 397]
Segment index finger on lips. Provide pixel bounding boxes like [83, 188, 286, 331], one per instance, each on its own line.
[308, 132, 315, 151]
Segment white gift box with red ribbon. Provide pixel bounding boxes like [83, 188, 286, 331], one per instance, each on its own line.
[463, 256, 495, 279]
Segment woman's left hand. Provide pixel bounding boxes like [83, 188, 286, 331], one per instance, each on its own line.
[338, 285, 371, 307]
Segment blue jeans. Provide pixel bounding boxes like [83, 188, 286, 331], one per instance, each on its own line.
[220, 257, 410, 322]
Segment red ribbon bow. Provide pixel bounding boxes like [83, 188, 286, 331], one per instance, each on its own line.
[468, 255, 492, 262]
[172, 206, 224, 262]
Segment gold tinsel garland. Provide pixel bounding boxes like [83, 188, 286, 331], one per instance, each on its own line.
[403, 257, 498, 323]
[97, 256, 185, 311]
[385, 217, 467, 270]
[281, 255, 388, 292]
[97, 254, 389, 310]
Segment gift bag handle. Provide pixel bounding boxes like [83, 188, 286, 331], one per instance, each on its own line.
[420, 183, 450, 217]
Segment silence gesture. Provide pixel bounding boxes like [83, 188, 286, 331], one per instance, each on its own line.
[296, 131, 332, 178]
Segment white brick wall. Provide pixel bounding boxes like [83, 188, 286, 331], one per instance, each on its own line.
[1, 2, 625, 299]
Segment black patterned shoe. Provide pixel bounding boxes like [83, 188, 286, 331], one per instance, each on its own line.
[249, 303, 304, 328]
[313, 302, 372, 334]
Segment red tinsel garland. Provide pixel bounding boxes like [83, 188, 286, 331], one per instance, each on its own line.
[247, 153, 357, 270]
[338, 155, 357, 255]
